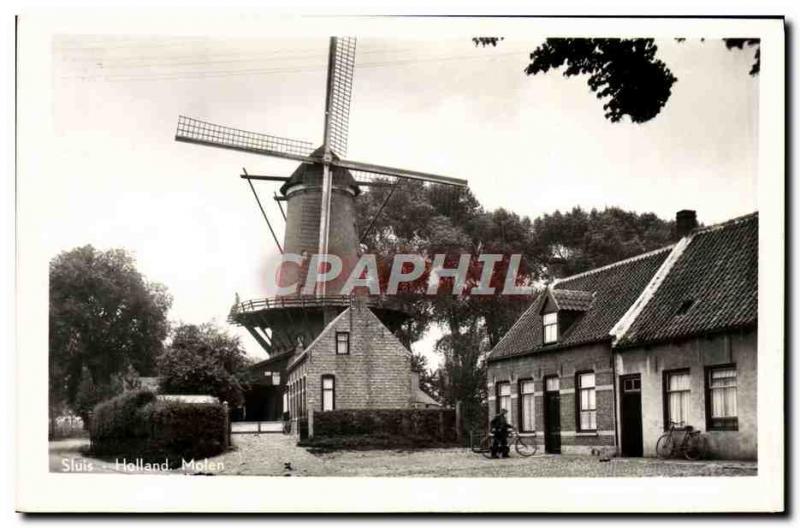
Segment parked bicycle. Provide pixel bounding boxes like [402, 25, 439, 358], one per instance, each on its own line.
[471, 427, 537, 458]
[656, 421, 706, 461]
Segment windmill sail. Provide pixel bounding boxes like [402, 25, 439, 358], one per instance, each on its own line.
[333, 158, 467, 187]
[322, 37, 356, 158]
[175, 116, 315, 163]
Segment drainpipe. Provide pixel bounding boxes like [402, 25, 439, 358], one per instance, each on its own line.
[611, 348, 620, 456]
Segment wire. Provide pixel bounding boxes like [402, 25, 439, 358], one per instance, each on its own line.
[59, 49, 530, 82]
[359, 178, 402, 244]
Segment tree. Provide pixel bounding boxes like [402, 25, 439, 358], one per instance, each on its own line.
[156, 323, 252, 407]
[475, 37, 760, 123]
[409, 352, 441, 402]
[531, 206, 675, 279]
[49, 245, 171, 421]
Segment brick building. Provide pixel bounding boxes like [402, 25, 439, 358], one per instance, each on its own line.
[284, 300, 435, 433]
[613, 213, 758, 459]
[487, 211, 758, 459]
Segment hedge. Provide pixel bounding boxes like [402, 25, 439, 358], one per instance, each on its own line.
[89, 390, 228, 467]
[303, 408, 458, 450]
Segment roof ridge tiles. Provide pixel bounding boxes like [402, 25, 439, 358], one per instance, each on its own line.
[552, 244, 675, 286]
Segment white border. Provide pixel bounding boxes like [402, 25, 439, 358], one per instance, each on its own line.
[14, 14, 784, 513]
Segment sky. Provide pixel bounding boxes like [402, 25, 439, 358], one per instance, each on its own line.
[44, 35, 759, 364]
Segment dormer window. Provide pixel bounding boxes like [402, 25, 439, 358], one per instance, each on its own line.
[543, 312, 558, 344]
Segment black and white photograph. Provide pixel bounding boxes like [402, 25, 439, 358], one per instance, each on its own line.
[12, 13, 785, 513]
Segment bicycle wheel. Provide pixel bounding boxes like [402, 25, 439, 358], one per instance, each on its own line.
[684, 434, 704, 461]
[656, 433, 674, 459]
[515, 435, 537, 457]
[480, 435, 494, 459]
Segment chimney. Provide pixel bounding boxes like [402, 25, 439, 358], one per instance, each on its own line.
[676, 210, 698, 238]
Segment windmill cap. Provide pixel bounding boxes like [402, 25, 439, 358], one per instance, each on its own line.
[279, 145, 360, 196]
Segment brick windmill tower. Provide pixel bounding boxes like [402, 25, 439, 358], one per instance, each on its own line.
[175, 38, 467, 421]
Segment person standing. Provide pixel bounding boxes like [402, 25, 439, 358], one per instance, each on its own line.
[490, 408, 512, 458]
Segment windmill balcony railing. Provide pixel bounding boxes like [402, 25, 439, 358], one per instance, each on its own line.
[227, 294, 412, 322]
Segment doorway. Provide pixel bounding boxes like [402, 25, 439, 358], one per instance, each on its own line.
[620, 374, 643, 457]
[543, 376, 561, 454]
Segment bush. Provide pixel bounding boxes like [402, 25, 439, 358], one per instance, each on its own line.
[307, 409, 458, 450]
[89, 390, 228, 467]
[140, 400, 228, 463]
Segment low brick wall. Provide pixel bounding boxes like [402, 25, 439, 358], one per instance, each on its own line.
[311, 408, 457, 445]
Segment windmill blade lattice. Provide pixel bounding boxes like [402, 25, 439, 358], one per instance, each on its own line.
[323, 37, 357, 158]
[176, 115, 315, 162]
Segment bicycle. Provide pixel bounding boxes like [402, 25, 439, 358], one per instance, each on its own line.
[471, 427, 537, 458]
[656, 421, 706, 461]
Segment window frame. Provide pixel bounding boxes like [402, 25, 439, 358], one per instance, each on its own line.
[518, 378, 536, 432]
[335, 331, 350, 355]
[705, 364, 739, 431]
[321, 374, 336, 411]
[663, 368, 691, 430]
[575, 370, 597, 432]
[543, 312, 558, 344]
[495, 381, 512, 419]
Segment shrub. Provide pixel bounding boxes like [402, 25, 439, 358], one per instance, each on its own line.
[90, 390, 156, 451]
[89, 390, 228, 467]
[307, 408, 458, 450]
[140, 401, 228, 463]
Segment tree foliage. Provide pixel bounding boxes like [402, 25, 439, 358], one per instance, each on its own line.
[531, 206, 675, 278]
[156, 323, 252, 407]
[474, 37, 760, 123]
[49, 245, 171, 417]
[526, 39, 677, 123]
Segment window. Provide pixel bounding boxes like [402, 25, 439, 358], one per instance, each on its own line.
[272, 372, 281, 385]
[322, 375, 335, 411]
[706, 366, 738, 430]
[519, 380, 535, 432]
[336, 332, 350, 355]
[545, 376, 560, 392]
[577, 372, 597, 431]
[543, 312, 558, 344]
[676, 299, 695, 315]
[665, 370, 691, 428]
[623, 377, 641, 392]
[496, 382, 511, 419]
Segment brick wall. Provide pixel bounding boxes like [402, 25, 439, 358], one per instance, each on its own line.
[290, 303, 414, 418]
[615, 329, 757, 460]
[487, 341, 616, 454]
[280, 186, 360, 295]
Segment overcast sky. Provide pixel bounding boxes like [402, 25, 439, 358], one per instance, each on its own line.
[46, 36, 759, 363]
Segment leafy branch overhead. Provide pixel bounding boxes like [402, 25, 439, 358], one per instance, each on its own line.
[526, 39, 677, 123]
[473, 37, 760, 123]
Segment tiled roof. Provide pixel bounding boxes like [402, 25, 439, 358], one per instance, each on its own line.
[616, 213, 758, 347]
[489, 246, 673, 361]
[550, 289, 595, 311]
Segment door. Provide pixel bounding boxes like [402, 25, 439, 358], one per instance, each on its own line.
[620, 374, 643, 457]
[543, 376, 561, 454]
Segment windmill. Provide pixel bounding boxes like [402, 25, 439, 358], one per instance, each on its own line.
[174, 37, 468, 421]
[175, 37, 467, 298]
